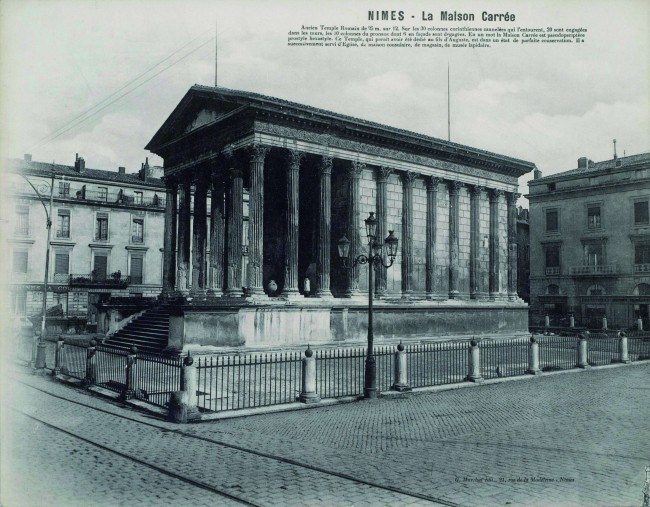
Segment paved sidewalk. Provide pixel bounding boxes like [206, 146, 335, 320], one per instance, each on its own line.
[3, 362, 650, 506]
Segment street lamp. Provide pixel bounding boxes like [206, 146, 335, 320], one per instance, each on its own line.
[337, 211, 398, 398]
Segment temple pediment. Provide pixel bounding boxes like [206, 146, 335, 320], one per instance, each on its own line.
[183, 108, 221, 134]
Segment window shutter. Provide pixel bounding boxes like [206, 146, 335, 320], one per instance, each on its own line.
[130, 256, 143, 284]
[94, 255, 108, 280]
[55, 253, 69, 274]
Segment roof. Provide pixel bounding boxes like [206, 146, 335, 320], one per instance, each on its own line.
[146, 85, 536, 175]
[6, 158, 164, 188]
[533, 152, 650, 182]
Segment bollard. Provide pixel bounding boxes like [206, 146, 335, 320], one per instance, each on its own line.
[82, 340, 97, 386]
[391, 342, 411, 392]
[299, 346, 320, 403]
[576, 334, 590, 368]
[526, 336, 542, 375]
[467, 339, 484, 382]
[120, 346, 138, 400]
[544, 315, 550, 330]
[618, 332, 630, 364]
[638, 317, 644, 332]
[602, 315, 608, 331]
[53, 337, 65, 376]
[569, 314, 575, 328]
[181, 355, 199, 409]
[34, 340, 48, 370]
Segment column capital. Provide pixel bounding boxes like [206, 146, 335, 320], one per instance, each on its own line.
[469, 184, 485, 197]
[348, 159, 365, 177]
[320, 155, 333, 175]
[425, 176, 442, 191]
[377, 166, 393, 182]
[286, 149, 304, 170]
[402, 170, 418, 187]
[249, 144, 270, 163]
[222, 143, 236, 160]
[489, 188, 505, 201]
[506, 192, 521, 205]
[229, 167, 243, 180]
[447, 180, 464, 195]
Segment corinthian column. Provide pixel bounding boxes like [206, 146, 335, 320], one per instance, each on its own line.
[425, 176, 441, 300]
[344, 160, 364, 297]
[283, 150, 302, 297]
[448, 180, 462, 299]
[402, 171, 417, 297]
[208, 170, 225, 297]
[190, 175, 208, 298]
[225, 168, 244, 296]
[162, 177, 177, 297]
[376, 166, 392, 297]
[315, 155, 333, 298]
[507, 192, 520, 301]
[469, 185, 484, 299]
[489, 189, 504, 300]
[176, 180, 191, 295]
[248, 145, 269, 296]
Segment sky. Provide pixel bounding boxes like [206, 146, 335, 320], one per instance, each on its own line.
[1, 0, 648, 203]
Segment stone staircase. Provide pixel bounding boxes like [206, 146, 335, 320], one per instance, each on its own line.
[104, 307, 169, 354]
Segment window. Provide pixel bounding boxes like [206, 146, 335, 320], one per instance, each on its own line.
[98, 187, 108, 202]
[635, 244, 650, 265]
[15, 205, 29, 235]
[134, 191, 143, 205]
[12, 292, 27, 316]
[54, 253, 69, 275]
[12, 250, 28, 273]
[95, 213, 109, 241]
[546, 209, 558, 232]
[634, 201, 649, 225]
[585, 243, 603, 266]
[587, 206, 601, 229]
[547, 284, 560, 295]
[545, 246, 560, 268]
[59, 181, 70, 197]
[56, 210, 70, 238]
[132, 218, 143, 243]
[93, 255, 108, 280]
[130, 255, 143, 284]
[547, 183, 556, 192]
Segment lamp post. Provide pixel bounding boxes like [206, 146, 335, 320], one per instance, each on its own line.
[18, 166, 55, 368]
[338, 212, 398, 398]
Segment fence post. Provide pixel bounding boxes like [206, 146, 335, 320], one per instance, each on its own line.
[602, 315, 608, 331]
[618, 332, 630, 364]
[526, 336, 542, 375]
[120, 346, 138, 400]
[82, 339, 97, 386]
[52, 337, 65, 376]
[467, 340, 484, 382]
[576, 333, 590, 369]
[168, 355, 200, 423]
[299, 346, 320, 404]
[544, 315, 550, 331]
[391, 342, 411, 392]
[638, 317, 644, 332]
[569, 314, 575, 328]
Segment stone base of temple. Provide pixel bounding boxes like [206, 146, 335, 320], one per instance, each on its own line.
[165, 298, 529, 352]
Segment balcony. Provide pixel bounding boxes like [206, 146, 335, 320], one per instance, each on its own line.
[69, 272, 130, 289]
[569, 264, 618, 276]
[635, 263, 650, 273]
[545, 267, 560, 276]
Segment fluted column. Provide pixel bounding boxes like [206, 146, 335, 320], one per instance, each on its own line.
[162, 177, 177, 296]
[448, 180, 462, 299]
[507, 192, 520, 301]
[208, 171, 225, 296]
[283, 150, 302, 296]
[315, 156, 333, 297]
[248, 145, 269, 296]
[469, 185, 484, 299]
[425, 176, 441, 300]
[402, 171, 417, 297]
[225, 168, 244, 296]
[176, 180, 191, 295]
[190, 176, 208, 298]
[344, 161, 364, 297]
[489, 189, 504, 300]
[375, 166, 392, 297]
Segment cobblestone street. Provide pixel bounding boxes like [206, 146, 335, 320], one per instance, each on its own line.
[2, 362, 649, 506]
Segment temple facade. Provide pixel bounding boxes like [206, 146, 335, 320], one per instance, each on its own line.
[145, 86, 535, 351]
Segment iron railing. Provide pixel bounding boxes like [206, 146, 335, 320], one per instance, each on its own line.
[62, 341, 89, 380]
[406, 341, 468, 387]
[316, 347, 365, 398]
[132, 351, 182, 407]
[586, 333, 620, 366]
[69, 273, 130, 288]
[481, 338, 529, 379]
[536, 335, 577, 371]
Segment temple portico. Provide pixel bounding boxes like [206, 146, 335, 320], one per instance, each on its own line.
[146, 86, 534, 351]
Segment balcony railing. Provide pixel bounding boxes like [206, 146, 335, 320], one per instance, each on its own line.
[131, 235, 144, 244]
[545, 267, 560, 276]
[634, 263, 650, 273]
[53, 273, 70, 283]
[13, 184, 165, 209]
[56, 230, 70, 239]
[69, 273, 130, 288]
[569, 264, 618, 276]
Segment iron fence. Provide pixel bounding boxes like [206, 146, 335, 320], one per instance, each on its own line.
[406, 341, 468, 387]
[95, 345, 129, 392]
[62, 341, 88, 380]
[316, 347, 365, 399]
[628, 336, 650, 361]
[481, 338, 529, 379]
[133, 352, 182, 407]
[196, 352, 302, 412]
[536, 335, 577, 371]
[586, 335, 619, 366]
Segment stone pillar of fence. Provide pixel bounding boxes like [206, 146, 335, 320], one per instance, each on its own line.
[467, 340, 484, 382]
[569, 315, 575, 328]
[602, 315, 608, 331]
[544, 315, 550, 331]
[299, 346, 320, 404]
[82, 340, 97, 387]
[169, 355, 200, 423]
[526, 336, 542, 375]
[391, 343, 411, 392]
[618, 332, 631, 364]
[120, 346, 139, 401]
[53, 337, 65, 376]
[576, 334, 590, 369]
[638, 317, 644, 332]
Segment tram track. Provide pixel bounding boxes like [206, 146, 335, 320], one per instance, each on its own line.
[15, 378, 461, 507]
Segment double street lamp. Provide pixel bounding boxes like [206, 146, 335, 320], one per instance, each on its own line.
[337, 212, 399, 398]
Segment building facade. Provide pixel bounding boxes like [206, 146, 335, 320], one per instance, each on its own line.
[5, 154, 166, 330]
[527, 153, 650, 329]
[144, 86, 535, 349]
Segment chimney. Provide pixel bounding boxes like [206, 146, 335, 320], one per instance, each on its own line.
[74, 156, 85, 172]
[118, 166, 126, 174]
[533, 168, 542, 179]
[577, 157, 589, 169]
[139, 157, 150, 181]
[23, 154, 32, 162]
